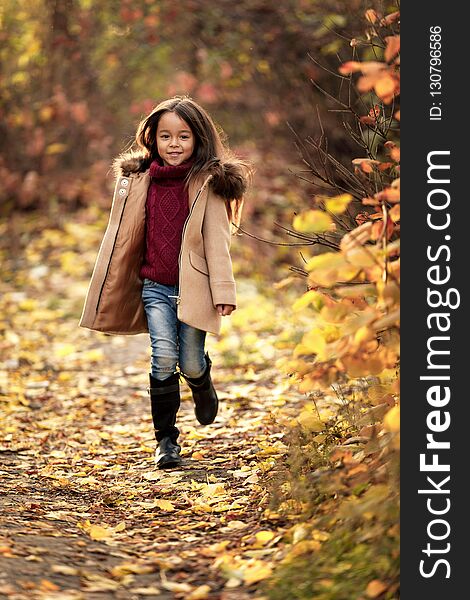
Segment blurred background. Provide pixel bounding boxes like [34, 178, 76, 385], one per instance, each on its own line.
[0, 0, 377, 286]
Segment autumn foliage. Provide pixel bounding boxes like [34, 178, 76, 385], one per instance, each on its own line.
[265, 7, 400, 599]
[1, 0, 373, 214]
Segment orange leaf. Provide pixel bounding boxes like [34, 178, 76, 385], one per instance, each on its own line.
[366, 579, 388, 598]
[385, 36, 400, 63]
[389, 204, 400, 223]
[375, 188, 400, 203]
[357, 74, 377, 93]
[339, 61, 362, 75]
[370, 220, 395, 241]
[360, 62, 388, 75]
[39, 580, 60, 592]
[375, 75, 397, 99]
[380, 11, 400, 26]
[365, 9, 379, 23]
[362, 197, 379, 206]
[352, 158, 379, 166]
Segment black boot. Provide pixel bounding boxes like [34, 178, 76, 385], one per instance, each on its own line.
[148, 372, 183, 469]
[183, 352, 219, 425]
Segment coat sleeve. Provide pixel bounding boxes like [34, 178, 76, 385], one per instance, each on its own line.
[202, 189, 237, 309]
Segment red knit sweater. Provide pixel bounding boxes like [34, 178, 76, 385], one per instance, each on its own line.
[139, 156, 195, 286]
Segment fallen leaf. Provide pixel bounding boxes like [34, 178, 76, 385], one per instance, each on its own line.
[366, 579, 388, 598]
[255, 530, 275, 545]
[243, 560, 273, 585]
[187, 584, 211, 599]
[129, 587, 161, 596]
[154, 499, 175, 512]
[88, 524, 112, 540]
[51, 565, 80, 576]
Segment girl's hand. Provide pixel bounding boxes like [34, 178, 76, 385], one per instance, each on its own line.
[216, 304, 235, 316]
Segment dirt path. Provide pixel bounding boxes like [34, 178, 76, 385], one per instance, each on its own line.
[1, 325, 302, 600]
[0, 214, 312, 599]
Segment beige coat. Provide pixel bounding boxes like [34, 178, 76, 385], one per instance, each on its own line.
[79, 159, 236, 336]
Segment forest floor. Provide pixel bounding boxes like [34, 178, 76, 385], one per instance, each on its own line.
[0, 328, 305, 600]
[1, 205, 399, 600]
[0, 210, 318, 599]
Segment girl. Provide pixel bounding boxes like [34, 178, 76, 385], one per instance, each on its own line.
[79, 96, 252, 469]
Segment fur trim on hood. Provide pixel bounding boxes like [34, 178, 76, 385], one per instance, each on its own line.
[112, 151, 249, 201]
[112, 150, 152, 178]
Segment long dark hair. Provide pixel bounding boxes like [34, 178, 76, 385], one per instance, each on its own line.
[135, 95, 253, 229]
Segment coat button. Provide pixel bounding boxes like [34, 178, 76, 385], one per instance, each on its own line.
[121, 178, 129, 187]
[118, 188, 127, 196]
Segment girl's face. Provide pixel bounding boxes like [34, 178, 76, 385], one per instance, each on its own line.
[156, 111, 195, 166]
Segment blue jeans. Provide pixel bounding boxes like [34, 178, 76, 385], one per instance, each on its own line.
[141, 279, 207, 381]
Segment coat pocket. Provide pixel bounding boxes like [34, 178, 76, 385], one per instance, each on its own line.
[189, 250, 209, 275]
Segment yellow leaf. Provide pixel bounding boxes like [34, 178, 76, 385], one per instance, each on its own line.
[354, 326, 375, 345]
[54, 343, 76, 358]
[89, 524, 112, 540]
[161, 578, 192, 593]
[384, 405, 400, 433]
[39, 106, 54, 122]
[297, 411, 324, 433]
[375, 75, 397, 100]
[200, 540, 231, 557]
[320, 303, 353, 323]
[336, 283, 376, 298]
[343, 356, 385, 378]
[143, 471, 163, 481]
[243, 561, 273, 585]
[187, 584, 211, 599]
[293, 210, 333, 233]
[366, 579, 388, 598]
[287, 540, 322, 558]
[325, 193, 353, 215]
[306, 252, 359, 286]
[18, 298, 38, 311]
[46, 142, 68, 155]
[295, 329, 326, 358]
[111, 562, 154, 578]
[345, 247, 377, 268]
[255, 530, 275, 545]
[114, 521, 126, 532]
[154, 499, 175, 512]
[82, 348, 104, 362]
[200, 483, 226, 497]
[292, 290, 325, 312]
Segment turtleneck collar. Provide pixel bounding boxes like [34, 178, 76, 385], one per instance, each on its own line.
[149, 155, 195, 184]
